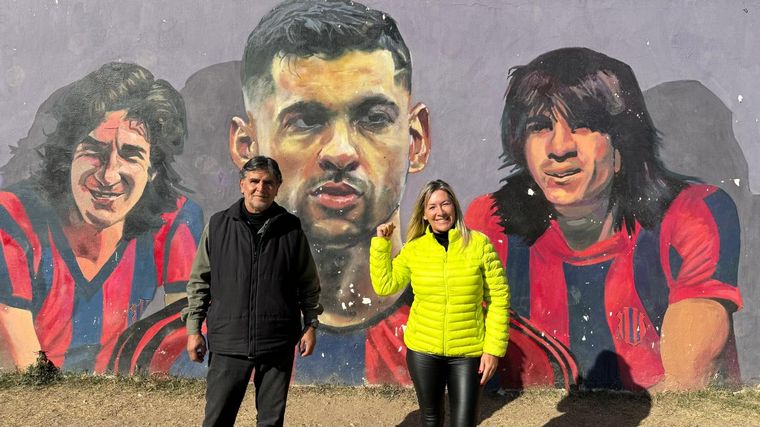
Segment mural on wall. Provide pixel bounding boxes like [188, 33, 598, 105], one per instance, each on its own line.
[465, 47, 742, 390]
[0, 63, 203, 373]
[1, 0, 758, 390]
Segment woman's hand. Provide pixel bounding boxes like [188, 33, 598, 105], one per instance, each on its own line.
[376, 222, 396, 240]
[479, 353, 499, 385]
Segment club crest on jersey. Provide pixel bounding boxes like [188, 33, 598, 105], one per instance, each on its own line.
[129, 299, 149, 325]
[616, 307, 647, 346]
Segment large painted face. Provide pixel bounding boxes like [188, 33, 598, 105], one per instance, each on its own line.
[423, 189, 456, 234]
[239, 169, 280, 214]
[252, 50, 412, 248]
[70, 110, 153, 229]
[524, 111, 620, 214]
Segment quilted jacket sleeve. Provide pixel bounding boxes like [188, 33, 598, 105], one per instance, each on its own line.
[369, 237, 412, 296]
[480, 235, 510, 357]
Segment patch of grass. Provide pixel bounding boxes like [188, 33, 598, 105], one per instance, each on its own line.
[19, 351, 62, 386]
[370, 384, 414, 401]
[0, 364, 206, 395]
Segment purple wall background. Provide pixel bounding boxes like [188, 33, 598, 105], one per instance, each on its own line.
[1, 0, 758, 384]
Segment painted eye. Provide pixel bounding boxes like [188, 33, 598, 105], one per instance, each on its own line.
[358, 112, 393, 131]
[570, 122, 593, 135]
[526, 121, 552, 134]
[284, 115, 325, 132]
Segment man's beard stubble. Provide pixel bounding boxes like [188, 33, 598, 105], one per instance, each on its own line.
[294, 170, 401, 319]
[296, 169, 379, 248]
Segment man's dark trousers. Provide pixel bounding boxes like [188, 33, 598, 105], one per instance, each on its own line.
[203, 350, 294, 427]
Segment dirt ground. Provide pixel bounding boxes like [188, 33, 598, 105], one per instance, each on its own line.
[1, 377, 760, 426]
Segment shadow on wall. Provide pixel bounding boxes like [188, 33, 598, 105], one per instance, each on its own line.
[644, 80, 760, 384]
[174, 61, 247, 215]
[0, 85, 69, 186]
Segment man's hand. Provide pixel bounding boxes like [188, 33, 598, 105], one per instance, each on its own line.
[376, 223, 395, 240]
[187, 334, 207, 363]
[299, 326, 316, 357]
[479, 353, 499, 385]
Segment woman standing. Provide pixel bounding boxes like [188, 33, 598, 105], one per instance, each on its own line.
[370, 179, 510, 427]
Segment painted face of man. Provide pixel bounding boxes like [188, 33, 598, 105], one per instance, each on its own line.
[242, 50, 427, 248]
[524, 110, 620, 214]
[70, 110, 153, 229]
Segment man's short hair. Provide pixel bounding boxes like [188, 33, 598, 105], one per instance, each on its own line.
[36, 62, 188, 239]
[240, 156, 283, 184]
[494, 47, 688, 243]
[241, 0, 411, 104]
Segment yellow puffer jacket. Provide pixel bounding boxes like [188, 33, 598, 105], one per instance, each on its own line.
[370, 228, 510, 357]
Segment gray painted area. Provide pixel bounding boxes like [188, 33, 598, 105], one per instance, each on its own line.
[2, 0, 759, 195]
[1, 0, 758, 383]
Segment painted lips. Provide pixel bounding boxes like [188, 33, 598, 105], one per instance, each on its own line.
[545, 168, 581, 180]
[89, 188, 124, 206]
[312, 182, 362, 211]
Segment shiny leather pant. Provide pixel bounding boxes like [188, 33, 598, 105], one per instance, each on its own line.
[406, 349, 481, 427]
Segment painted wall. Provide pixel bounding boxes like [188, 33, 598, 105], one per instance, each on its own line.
[0, 0, 758, 389]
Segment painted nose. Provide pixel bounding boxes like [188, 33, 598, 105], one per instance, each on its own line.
[318, 120, 359, 172]
[95, 146, 121, 187]
[548, 117, 578, 161]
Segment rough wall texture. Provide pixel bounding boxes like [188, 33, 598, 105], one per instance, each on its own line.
[0, 0, 758, 389]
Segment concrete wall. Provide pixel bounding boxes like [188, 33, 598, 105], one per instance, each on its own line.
[1, 0, 758, 389]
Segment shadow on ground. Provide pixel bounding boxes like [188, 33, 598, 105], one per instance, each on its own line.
[396, 389, 522, 426]
[542, 390, 652, 427]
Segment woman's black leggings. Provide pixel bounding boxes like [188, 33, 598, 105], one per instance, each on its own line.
[406, 348, 481, 427]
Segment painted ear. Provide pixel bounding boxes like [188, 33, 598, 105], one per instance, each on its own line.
[408, 102, 431, 174]
[228, 112, 259, 169]
[614, 148, 622, 173]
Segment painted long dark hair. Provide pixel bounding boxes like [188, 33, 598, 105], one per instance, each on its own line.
[494, 47, 689, 244]
[35, 62, 187, 240]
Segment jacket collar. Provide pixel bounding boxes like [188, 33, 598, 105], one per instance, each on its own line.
[425, 225, 461, 243]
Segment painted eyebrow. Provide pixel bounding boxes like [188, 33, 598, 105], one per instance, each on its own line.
[349, 95, 400, 117]
[78, 136, 108, 150]
[276, 101, 334, 123]
[119, 144, 148, 158]
[77, 136, 147, 158]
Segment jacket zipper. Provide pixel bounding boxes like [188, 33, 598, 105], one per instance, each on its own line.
[442, 240, 449, 355]
[248, 214, 281, 358]
[247, 223, 255, 357]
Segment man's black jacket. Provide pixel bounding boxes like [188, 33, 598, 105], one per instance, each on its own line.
[183, 200, 322, 357]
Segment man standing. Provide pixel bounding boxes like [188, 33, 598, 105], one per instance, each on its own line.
[183, 156, 321, 426]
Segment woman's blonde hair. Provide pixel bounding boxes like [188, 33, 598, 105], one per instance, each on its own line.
[406, 179, 471, 247]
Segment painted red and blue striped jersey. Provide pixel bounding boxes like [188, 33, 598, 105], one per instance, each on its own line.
[0, 182, 203, 372]
[465, 184, 743, 389]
